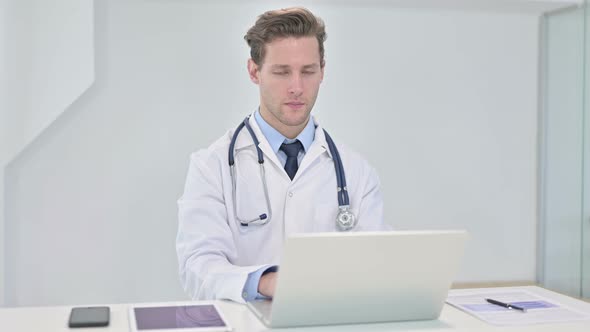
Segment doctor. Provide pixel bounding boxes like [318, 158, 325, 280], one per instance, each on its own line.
[176, 7, 389, 304]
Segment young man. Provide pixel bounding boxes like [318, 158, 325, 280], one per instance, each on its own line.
[177, 7, 389, 303]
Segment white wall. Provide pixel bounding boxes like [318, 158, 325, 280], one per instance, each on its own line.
[1, 0, 94, 162]
[0, 0, 6, 307]
[0, 0, 94, 306]
[3, 0, 32, 163]
[4, 0, 541, 306]
[25, 1, 94, 147]
[319, 6, 539, 285]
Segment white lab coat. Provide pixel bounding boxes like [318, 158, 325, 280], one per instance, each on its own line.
[176, 115, 389, 303]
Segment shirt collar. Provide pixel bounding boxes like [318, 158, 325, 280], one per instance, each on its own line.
[254, 108, 315, 153]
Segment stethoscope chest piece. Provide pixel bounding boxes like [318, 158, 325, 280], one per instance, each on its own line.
[336, 206, 356, 231]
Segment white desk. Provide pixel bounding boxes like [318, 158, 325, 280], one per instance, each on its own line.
[1, 287, 589, 332]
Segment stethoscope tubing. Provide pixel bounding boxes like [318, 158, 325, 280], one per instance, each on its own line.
[323, 129, 349, 207]
[229, 115, 353, 228]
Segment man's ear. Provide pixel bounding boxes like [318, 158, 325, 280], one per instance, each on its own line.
[247, 59, 260, 84]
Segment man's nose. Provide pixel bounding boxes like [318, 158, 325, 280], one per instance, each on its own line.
[288, 74, 303, 96]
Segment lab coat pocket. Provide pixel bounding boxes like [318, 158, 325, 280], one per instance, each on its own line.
[313, 202, 339, 232]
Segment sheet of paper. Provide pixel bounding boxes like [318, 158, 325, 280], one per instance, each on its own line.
[446, 289, 590, 326]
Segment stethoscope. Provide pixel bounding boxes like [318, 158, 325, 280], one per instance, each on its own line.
[228, 116, 357, 231]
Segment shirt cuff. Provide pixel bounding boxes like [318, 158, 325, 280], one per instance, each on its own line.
[242, 265, 278, 301]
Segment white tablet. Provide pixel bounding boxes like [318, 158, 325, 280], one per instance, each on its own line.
[128, 303, 231, 332]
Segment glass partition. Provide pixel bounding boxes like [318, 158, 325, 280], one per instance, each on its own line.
[584, 0, 590, 299]
[540, 1, 588, 298]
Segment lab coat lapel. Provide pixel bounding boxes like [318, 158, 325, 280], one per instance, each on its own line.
[296, 119, 333, 178]
[233, 114, 284, 172]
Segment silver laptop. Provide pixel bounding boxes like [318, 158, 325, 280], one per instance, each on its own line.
[247, 230, 467, 328]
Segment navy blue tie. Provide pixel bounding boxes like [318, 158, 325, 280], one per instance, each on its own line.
[280, 140, 303, 180]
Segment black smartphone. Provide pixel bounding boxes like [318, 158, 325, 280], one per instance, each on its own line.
[68, 306, 110, 328]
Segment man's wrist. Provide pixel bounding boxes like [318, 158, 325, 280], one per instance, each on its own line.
[242, 265, 278, 301]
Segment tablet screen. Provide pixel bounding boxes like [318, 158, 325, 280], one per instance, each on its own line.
[133, 305, 227, 330]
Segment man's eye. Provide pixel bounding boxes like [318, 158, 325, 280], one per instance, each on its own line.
[273, 72, 288, 76]
[303, 71, 316, 75]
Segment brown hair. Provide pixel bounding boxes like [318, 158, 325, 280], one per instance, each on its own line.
[244, 7, 327, 67]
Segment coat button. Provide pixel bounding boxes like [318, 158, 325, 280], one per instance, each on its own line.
[288, 192, 293, 197]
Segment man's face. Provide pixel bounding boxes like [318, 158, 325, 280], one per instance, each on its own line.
[248, 36, 324, 138]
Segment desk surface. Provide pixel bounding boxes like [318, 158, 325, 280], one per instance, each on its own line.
[1, 286, 589, 332]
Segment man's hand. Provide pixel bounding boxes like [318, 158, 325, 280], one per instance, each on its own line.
[258, 271, 277, 297]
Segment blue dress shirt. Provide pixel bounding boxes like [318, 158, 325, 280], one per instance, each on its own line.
[241, 109, 316, 301]
[253, 109, 315, 166]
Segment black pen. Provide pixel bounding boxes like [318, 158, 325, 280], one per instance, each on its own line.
[485, 298, 527, 313]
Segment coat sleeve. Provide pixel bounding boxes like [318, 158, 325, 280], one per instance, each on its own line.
[176, 150, 269, 303]
[355, 162, 393, 232]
